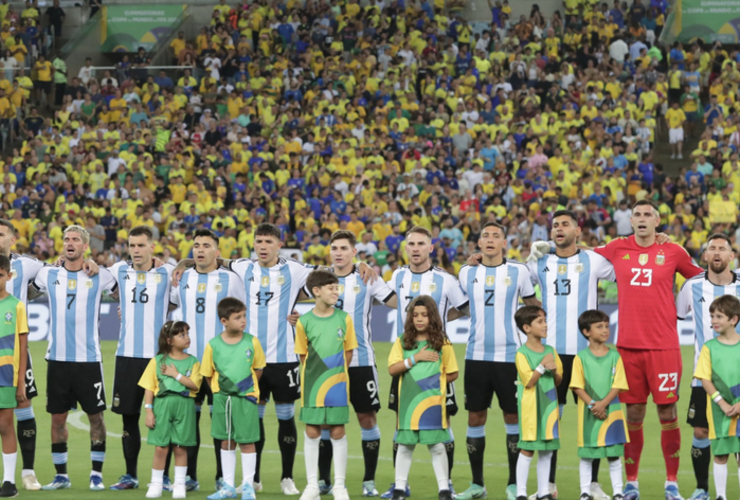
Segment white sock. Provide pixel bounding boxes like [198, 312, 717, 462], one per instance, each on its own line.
[304, 432, 320, 488]
[428, 443, 449, 491]
[579, 459, 592, 495]
[2, 452, 15, 484]
[331, 436, 348, 489]
[221, 449, 237, 488]
[242, 452, 256, 488]
[151, 469, 164, 486]
[714, 461, 728, 500]
[395, 444, 414, 491]
[536, 451, 553, 498]
[609, 458, 623, 496]
[21, 470, 33, 478]
[174, 466, 187, 486]
[516, 453, 533, 498]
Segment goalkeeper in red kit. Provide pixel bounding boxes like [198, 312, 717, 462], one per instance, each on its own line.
[593, 200, 703, 500]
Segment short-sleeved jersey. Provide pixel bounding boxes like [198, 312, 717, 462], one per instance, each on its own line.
[529, 250, 616, 355]
[230, 258, 315, 364]
[459, 260, 535, 362]
[336, 267, 395, 367]
[170, 267, 245, 362]
[388, 339, 458, 431]
[201, 333, 266, 400]
[110, 261, 175, 359]
[516, 344, 563, 443]
[594, 237, 702, 350]
[8, 254, 44, 305]
[33, 266, 117, 362]
[677, 272, 740, 387]
[0, 295, 28, 387]
[391, 266, 468, 336]
[694, 339, 740, 440]
[295, 309, 358, 409]
[569, 347, 629, 448]
[138, 353, 203, 398]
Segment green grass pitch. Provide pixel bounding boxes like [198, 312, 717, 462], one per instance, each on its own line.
[24, 341, 732, 499]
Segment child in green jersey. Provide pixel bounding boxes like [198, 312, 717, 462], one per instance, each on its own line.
[202, 298, 266, 500]
[514, 305, 562, 500]
[694, 295, 740, 500]
[569, 310, 629, 500]
[388, 295, 458, 500]
[295, 270, 358, 500]
[139, 321, 202, 500]
[0, 255, 28, 498]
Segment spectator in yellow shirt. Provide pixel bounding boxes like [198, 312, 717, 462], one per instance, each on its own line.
[665, 100, 686, 159]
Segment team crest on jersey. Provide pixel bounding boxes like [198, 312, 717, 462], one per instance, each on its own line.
[85, 280, 93, 288]
[428, 283, 437, 292]
[558, 264, 567, 275]
[4, 312, 12, 323]
[337, 328, 344, 340]
[575, 263, 584, 273]
[638, 254, 648, 266]
[261, 276, 270, 287]
[68, 280, 77, 290]
[277, 275, 285, 285]
[504, 276, 512, 286]
[137, 273, 146, 284]
[214, 283, 223, 292]
[197, 283, 207, 293]
[411, 282, 420, 293]
[10, 269, 16, 279]
[353, 285, 360, 293]
[338, 284, 345, 294]
[485, 275, 495, 287]
[153, 274, 162, 284]
[245, 348, 253, 360]
[656, 252, 665, 265]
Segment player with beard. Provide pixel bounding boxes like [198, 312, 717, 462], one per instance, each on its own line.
[676, 234, 740, 500]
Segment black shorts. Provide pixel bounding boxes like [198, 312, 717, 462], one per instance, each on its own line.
[388, 375, 458, 417]
[111, 356, 151, 415]
[556, 354, 578, 406]
[258, 362, 300, 403]
[34, 81, 51, 93]
[46, 361, 106, 415]
[687, 386, 708, 429]
[195, 376, 214, 407]
[464, 360, 517, 414]
[349, 366, 381, 414]
[23, 352, 37, 400]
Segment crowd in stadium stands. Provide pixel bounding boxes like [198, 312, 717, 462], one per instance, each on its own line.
[0, 0, 739, 283]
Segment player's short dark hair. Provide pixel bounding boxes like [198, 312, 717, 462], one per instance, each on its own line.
[706, 233, 734, 249]
[407, 226, 432, 240]
[194, 228, 219, 245]
[709, 295, 740, 326]
[552, 210, 578, 223]
[129, 226, 153, 241]
[0, 254, 9, 273]
[632, 199, 658, 212]
[306, 269, 339, 297]
[0, 219, 14, 234]
[481, 221, 506, 235]
[254, 223, 281, 240]
[217, 297, 246, 320]
[330, 230, 356, 246]
[515, 305, 546, 333]
[578, 309, 610, 338]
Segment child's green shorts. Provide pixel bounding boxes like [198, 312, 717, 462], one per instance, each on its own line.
[518, 438, 560, 451]
[395, 429, 450, 446]
[0, 387, 17, 409]
[300, 406, 349, 425]
[712, 436, 740, 456]
[578, 444, 624, 459]
[147, 394, 196, 447]
[211, 392, 260, 444]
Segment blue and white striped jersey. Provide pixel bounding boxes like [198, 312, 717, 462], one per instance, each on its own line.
[33, 266, 118, 362]
[336, 267, 395, 367]
[170, 267, 244, 362]
[110, 261, 175, 359]
[390, 266, 468, 337]
[459, 260, 536, 362]
[677, 272, 740, 387]
[229, 258, 314, 364]
[528, 250, 615, 356]
[8, 253, 44, 305]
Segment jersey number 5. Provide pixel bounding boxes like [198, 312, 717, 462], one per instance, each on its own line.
[630, 268, 652, 287]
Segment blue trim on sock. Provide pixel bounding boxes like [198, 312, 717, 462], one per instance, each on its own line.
[504, 423, 520, 435]
[558, 404, 564, 418]
[14, 406, 34, 421]
[361, 426, 381, 441]
[466, 425, 485, 438]
[275, 403, 295, 420]
[321, 429, 331, 440]
[258, 405, 266, 419]
[692, 437, 710, 448]
[443, 427, 454, 444]
[52, 452, 68, 465]
[91, 451, 106, 462]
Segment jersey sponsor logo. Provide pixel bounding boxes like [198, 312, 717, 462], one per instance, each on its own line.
[622, 254, 630, 260]
[52, 280, 60, 285]
[558, 264, 567, 275]
[485, 275, 495, 287]
[261, 276, 270, 287]
[123, 275, 130, 280]
[68, 279, 77, 290]
[638, 254, 648, 266]
[353, 285, 360, 293]
[337, 328, 344, 340]
[429, 283, 437, 292]
[4, 312, 12, 323]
